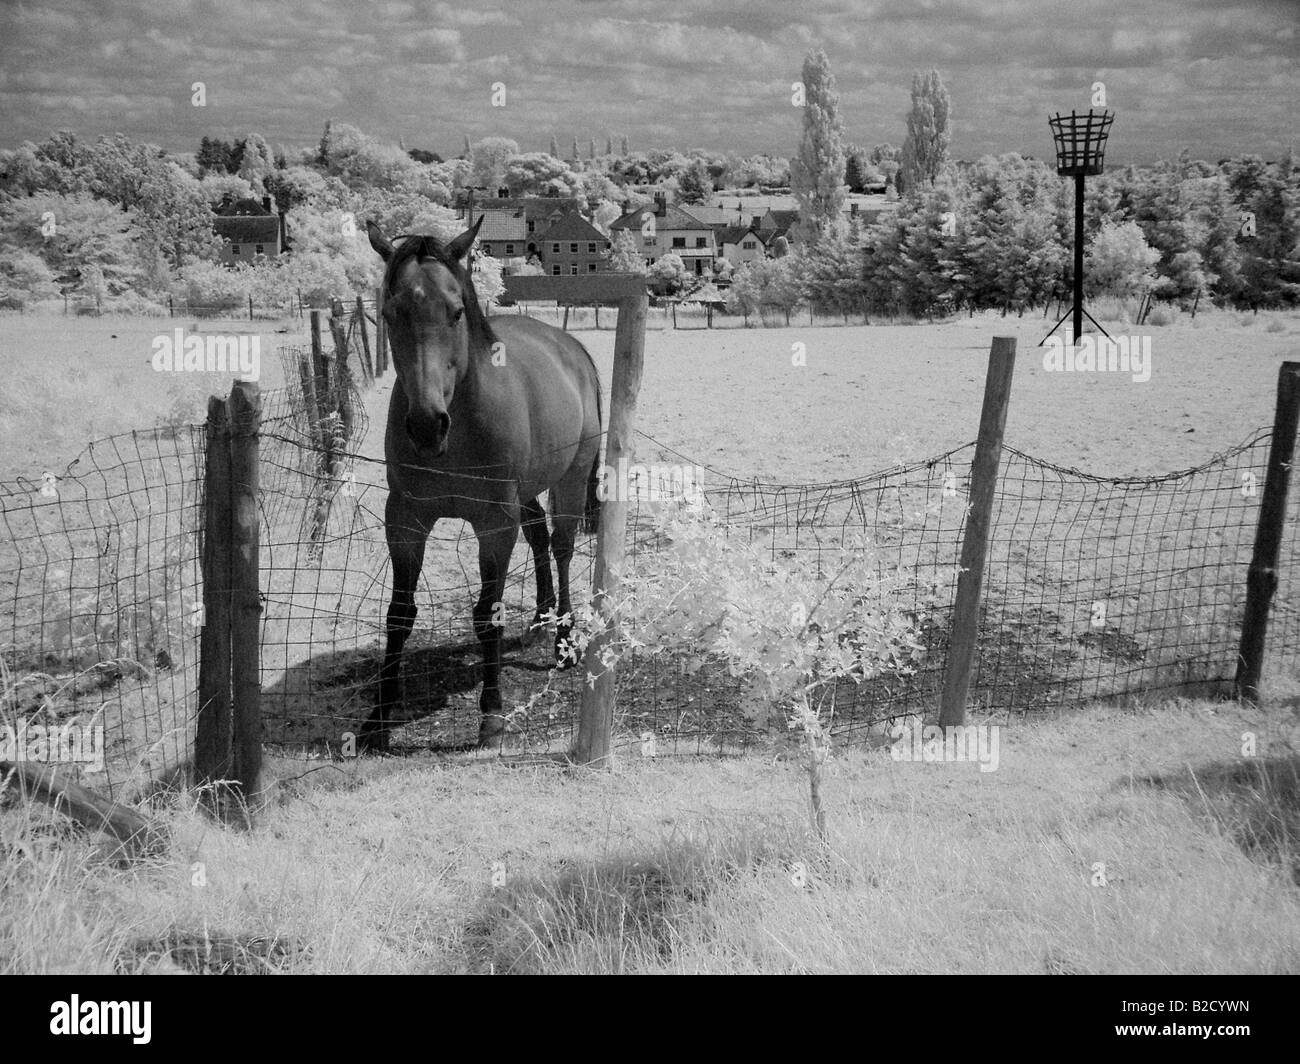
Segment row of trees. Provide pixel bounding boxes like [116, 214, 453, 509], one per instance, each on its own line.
[726, 149, 1299, 319]
[776, 47, 1295, 315]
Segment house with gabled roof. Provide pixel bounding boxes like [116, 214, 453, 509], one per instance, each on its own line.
[458, 192, 586, 255]
[608, 193, 716, 276]
[686, 203, 761, 231]
[757, 208, 800, 238]
[716, 225, 772, 267]
[538, 211, 612, 276]
[212, 194, 288, 265]
[472, 208, 529, 261]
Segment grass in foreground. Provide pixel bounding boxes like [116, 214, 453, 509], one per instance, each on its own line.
[1, 697, 1298, 974]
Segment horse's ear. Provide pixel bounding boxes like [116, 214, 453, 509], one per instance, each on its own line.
[366, 220, 394, 262]
[446, 215, 483, 263]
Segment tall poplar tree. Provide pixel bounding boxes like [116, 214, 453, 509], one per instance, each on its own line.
[900, 70, 951, 192]
[789, 49, 847, 243]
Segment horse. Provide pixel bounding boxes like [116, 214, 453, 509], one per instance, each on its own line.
[358, 218, 604, 751]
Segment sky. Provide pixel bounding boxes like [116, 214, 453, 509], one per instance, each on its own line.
[0, 0, 1295, 166]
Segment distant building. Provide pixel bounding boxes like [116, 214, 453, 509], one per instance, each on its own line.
[608, 193, 716, 276]
[686, 203, 761, 231]
[212, 194, 288, 265]
[757, 208, 799, 237]
[458, 192, 586, 256]
[538, 211, 612, 275]
[716, 225, 772, 267]
[472, 208, 529, 262]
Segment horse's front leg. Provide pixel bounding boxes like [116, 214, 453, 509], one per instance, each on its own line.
[471, 513, 520, 748]
[360, 497, 430, 753]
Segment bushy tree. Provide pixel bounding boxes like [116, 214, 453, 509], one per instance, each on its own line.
[469, 137, 519, 191]
[677, 158, 712, 204]
[609, 229, 648, 274]
[648, 252, 690, 295]
[1085, 219, 1160, 298]
[0, 191, 142, 293]
[0, 248, 60, 308]
[503, 153, 582, 198]
[237, 132, 274, 190]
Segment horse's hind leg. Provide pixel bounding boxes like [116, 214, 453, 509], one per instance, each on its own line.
[548, 468, 589, 669]
[520, 497, 555, 628]
[471, 513, 520, 748]
[361, 496, 429, 753]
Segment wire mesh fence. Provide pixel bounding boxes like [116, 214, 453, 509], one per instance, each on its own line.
[2, 331, 1297, 797]
[0, 423, 208, 800]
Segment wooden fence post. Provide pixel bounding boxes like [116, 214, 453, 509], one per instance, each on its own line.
[374, 286, 388, 376]
[938, 336, 1017, 727]
[1236, 361, 1300, 702]
[227, 381, 262, 808]
[355, 294, 375, 385]
[195, 395, 233, 796]
[328, 299, 355, 450]
[574, 291, 649, 767]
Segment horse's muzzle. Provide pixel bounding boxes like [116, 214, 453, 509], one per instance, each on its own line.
[406, 410, 449, 457]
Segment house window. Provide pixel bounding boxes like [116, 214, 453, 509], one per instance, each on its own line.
[231, 244, 241, 254]
[587, 242, 597, 254]
[672, 237, 686, 248]
[552, 265, 561, 275]
[743, 240, 757, 249]
[552, 243, 560, 254]
[255, 244, 265, 254]
[505, 243, 515, 255]
[528, 221, 535, 233]
[642, 236, 655, 246]
[588, 263, 597, 273]
[569, 242, 578, 253]
[695, 237, 707, 248]
[570, 265, 578, 275]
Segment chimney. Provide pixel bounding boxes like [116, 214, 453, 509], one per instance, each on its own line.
[262, 194, 272, 214]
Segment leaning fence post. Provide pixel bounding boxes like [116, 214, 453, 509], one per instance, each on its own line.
[374, 285, 388, 375]
[1236, 361, 1300, 702]
[227, 380, 262, 809]
[575, 286, 649, 767]
[195, 395, 233, 797]
[355, 294, 375, 386]
[939, 336, 1017, 727]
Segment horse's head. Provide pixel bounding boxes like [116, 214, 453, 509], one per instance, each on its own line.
[368, 217, 484, 458]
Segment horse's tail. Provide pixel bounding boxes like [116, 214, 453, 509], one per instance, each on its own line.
[583, 451, 602, 535]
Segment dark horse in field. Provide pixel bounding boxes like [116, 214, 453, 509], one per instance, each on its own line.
[358, 219, 603, 751]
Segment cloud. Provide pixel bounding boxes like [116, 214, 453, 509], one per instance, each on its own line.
[0, 0, 1293, 160]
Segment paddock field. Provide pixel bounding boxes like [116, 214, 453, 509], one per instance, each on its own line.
[2, 305, 1300, 973]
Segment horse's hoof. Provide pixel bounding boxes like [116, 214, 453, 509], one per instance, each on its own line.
[477, 714, 506, 748]
[355, 723, 390, 755]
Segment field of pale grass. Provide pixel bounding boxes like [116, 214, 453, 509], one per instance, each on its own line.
[2, 700, 1297, 973]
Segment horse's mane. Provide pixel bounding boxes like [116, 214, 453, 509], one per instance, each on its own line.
[382, 233, 496, 348]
